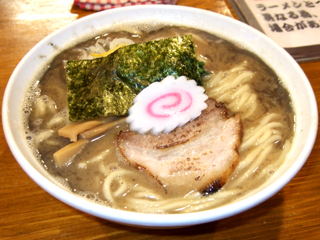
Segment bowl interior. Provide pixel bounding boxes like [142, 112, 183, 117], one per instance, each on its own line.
[2, 5, 318, 228]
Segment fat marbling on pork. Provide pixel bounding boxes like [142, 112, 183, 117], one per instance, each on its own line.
[117, 98, 242, 194]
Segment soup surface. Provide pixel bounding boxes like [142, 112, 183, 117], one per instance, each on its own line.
[23, 25, 294, 213]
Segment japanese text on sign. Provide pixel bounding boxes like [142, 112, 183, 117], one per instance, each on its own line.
[243, 0, 320, 48]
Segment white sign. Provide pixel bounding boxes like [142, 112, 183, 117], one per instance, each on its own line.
[241, 0, 320, 48]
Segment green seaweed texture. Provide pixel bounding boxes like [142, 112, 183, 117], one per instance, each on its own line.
[66, 35, 205, 122]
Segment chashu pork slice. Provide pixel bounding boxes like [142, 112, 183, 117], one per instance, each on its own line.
[117, 98, 242, 194]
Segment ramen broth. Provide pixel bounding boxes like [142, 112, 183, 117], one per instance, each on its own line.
[24, 26, 294, 213]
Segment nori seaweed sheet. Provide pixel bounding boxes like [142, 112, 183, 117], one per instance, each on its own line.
[66, 35, 205, 122]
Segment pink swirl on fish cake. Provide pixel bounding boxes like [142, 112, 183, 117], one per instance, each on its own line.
[126, 75, 208, 134]
[147, 91, 192, 118]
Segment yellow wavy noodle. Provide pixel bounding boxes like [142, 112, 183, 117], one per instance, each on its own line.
[101, 163, 245, 213]
[100, 65, 292, 213]
[204, 66, 262, 120]
[32, 95, 57, 119]
[33, 61, 291, 213]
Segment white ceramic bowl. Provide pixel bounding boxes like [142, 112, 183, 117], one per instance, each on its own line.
[2, 5, 318, 228]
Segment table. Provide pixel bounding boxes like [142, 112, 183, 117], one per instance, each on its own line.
[1, 0, 319, 239]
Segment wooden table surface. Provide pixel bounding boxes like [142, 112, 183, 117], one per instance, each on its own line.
[1, 0, 320, 239]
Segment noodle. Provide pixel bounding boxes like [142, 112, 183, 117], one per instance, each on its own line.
[102, 163, 246, 213]
[33, 95, 57, 118]
[24, 27, 294, 214]
[98, 64, 292, 213]
[204, 65, 261, 120]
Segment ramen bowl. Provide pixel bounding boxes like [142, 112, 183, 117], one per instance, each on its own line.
[2, 5, 318, 228]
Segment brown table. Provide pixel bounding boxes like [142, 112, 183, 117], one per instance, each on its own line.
[1, 0, 320, 239]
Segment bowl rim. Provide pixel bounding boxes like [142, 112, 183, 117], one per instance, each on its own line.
[2, 5, 318, 228]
